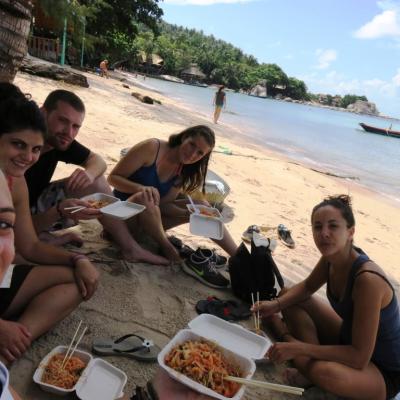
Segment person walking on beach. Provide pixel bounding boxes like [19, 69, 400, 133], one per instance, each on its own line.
[252, 195, 400, 400]
[99, 59, 109, 78]
[213, 85, 226, 124]
[24, 89, 168, 266]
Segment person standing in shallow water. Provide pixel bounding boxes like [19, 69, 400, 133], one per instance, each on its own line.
[213, 85, 226, 124]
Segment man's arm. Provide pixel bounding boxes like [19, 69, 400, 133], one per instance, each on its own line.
[65, 151, 106, 193]
[82, 151, 107, 179]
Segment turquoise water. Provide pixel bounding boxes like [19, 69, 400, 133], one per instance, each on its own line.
[131, 75, 400, 202]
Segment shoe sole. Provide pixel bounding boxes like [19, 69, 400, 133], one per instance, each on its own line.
[278, 237, 295, 248]
[182, 262, 229, 289]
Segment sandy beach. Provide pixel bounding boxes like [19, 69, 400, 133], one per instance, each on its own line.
[10, 69, 400, 400]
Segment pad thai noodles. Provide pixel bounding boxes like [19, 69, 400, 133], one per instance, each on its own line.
[165, 339, 242, 398]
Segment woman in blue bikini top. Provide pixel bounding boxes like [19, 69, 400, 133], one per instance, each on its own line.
[108, 125, 237, 262]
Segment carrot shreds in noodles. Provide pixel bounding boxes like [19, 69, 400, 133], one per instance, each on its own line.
[165, 340, 242, 398]
[42, 354, 86, 389]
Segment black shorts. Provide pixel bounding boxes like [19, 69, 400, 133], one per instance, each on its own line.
[378, 366, 400, 399]
[0, 265, 34, 315]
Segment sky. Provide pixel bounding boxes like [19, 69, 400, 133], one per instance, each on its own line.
[160, 0, 400, 118]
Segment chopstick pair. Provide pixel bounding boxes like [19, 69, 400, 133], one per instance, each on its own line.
[225, 376, 304, 396]
[60, 320, 88, 370]
[63, 206, 87, 214]
[251, 292, 261, 331]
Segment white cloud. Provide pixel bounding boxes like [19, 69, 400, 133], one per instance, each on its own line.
[393, 68, 400, 86]
[164, 0, 253, 4]
[314, 49, 337, 69]
[354, 9, 400, 39]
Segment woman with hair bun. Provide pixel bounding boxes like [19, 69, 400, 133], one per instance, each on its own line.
[253, 195, 400, 399]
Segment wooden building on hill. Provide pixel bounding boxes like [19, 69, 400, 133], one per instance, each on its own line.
[28, 1, 61, 62]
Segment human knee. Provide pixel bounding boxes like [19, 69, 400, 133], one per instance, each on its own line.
[307, 361, 345, 391]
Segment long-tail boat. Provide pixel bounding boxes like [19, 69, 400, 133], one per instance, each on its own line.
[359, 122, 400, 139]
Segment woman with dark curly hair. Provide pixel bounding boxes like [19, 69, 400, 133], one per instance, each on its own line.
[109, 126, 237, 285]
[253, 195, 400, 399]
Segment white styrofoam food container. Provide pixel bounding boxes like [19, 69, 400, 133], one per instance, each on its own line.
[81, 193, 120, 206]
[100, 201, 146, 220]
[186, 205, 224, 240]
[33, 346, 127, 399]
[158, 314, 271, 400]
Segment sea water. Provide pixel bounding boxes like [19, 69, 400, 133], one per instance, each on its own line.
[129, 75, 400, 203]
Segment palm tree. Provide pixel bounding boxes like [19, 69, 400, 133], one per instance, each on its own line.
[0, 0, 33, 82]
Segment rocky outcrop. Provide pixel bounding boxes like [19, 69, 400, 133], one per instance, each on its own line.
[20, 55, 89, 87]
[249, 83, 267, 98]
[347, 100, 379, 115]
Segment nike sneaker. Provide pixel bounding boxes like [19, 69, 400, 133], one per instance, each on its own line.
[183, 253, 230, 289]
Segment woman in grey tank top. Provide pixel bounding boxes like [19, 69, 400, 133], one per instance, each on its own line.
[252, 195, 400, 399]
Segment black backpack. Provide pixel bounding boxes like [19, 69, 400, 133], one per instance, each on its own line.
[228, 238, 284, 304]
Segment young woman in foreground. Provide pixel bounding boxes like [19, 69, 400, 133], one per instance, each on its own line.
[108, 125, 237, 263]
[253, 195, 400, 400]
[0, 92, 99, 365]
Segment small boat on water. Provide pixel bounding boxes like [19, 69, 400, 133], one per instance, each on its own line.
[359, 122, 400, 139]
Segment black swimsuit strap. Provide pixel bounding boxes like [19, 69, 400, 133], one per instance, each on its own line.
[152, 139, 161, 165]
[355, 269, 395, 293]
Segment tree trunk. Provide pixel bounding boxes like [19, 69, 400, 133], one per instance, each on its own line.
[0, 0, 33, 82]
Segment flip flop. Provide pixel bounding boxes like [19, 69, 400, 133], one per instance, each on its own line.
[241, 225, 260, 243]
[195, 296, 251, 321]
[277, 224, 295, 248]
[92, 333, 160, 362]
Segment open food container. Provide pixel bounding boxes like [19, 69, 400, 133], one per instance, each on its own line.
[100, 201, 146, 220]
[80, 193, 120, 209]
[33, 345, 127, 399]
[81, 193, 145, 220]
[187, 204, 224, 240]
[158, 314, 271, 400]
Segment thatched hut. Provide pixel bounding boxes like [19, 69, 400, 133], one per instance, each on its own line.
[181, 63, 206, 83]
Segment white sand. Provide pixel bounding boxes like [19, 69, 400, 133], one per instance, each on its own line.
[10, 70, 399, 400]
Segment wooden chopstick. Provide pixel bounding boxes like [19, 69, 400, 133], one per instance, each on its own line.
[70, 206, 87, 214]
[63, 206, 85, 210]
[251, 293, 258, 331]
[64, 326, 88, 366]
[256, 291, 260, 330]
[61, 320, 82, 369]
[225, 376, 304, 395]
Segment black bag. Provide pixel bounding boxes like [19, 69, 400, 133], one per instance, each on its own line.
[228, 238, 284, 304]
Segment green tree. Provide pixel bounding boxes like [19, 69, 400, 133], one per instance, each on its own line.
[286, 77, 308, 99]
[341, 94, 368, 108]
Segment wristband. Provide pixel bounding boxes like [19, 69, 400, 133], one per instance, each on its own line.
[70, 253, 89, 267]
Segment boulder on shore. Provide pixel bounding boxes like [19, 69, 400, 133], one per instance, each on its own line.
[347, 100, 379, 115]
[249, 84, 267, 98]
[20, 55, 89, 88]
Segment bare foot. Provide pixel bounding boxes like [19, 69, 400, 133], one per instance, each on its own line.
[161, 242, 182, 263]
[122, 247, 169, 266]
[39, 231, 83, 247]
[284, 368, 313, 389]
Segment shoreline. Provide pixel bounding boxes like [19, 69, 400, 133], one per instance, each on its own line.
[125, 71, 400, 121]
[11, 70, 400, 400]
[114, 71, 399, 204]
